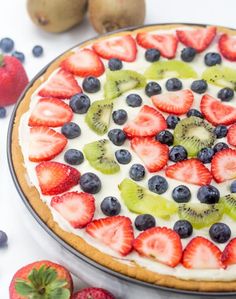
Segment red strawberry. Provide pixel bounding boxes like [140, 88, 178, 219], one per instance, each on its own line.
[72, 288, 115, 299]
[222, 238, 236, 267]
[152, 89, 194, 115]
[93, 35, 137, 62]
[136, 32, 178, 58]
[38, 69, 81, 99]
[133, 227, 182, 267]
[131, 137, 168, 172]
[227, 123, 236, 147]
[86, 216, 134, 256]
[176, 26, 216, 52]
[0, 54, 28, 106]
[219, 33, 236, 61]
[123, 105, 167, 138]
[165, 159, 212, 186]
[61, 48, 105, 77]
[29, 127, 67, 162]
[36, 161, 80, 195]
[211, 148, 236, 183]
[51, 192, 95, 228]
[28, 97, 73, 127]
[200, 94, 236, 126]
[182, 236, 224, 269]
[9, 260, 73, 299]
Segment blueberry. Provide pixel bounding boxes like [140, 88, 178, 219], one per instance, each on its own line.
[112, 109, 128, 125]
[169, 145, 188, 162]
[190, 80, 208, 94]
[115, 149, 132, 164]
[108, 58, 123, 71]
[82, 76, 101, 93]
[80, 172, 101, 194]
[145, 48, 161, 62]
[213, 142, 229, 153]
[166, 115, 180, 129]
[0, 107, 6, 118]
[69, 93, 90, 114]
[0, 230, 8, 247]
[186, 108, 203, 118]
[101, 196, 121, 216]
[209, 223, 231, 243]
[148, 175, 168, 194]
[214, 125, 228, 138]
[181, 47, 197, 62]
[172, 185, 191, 203]
[173, 220, 193, 239]
[12, 51, 25, 63]
[155, 130, 174, 146]
[108, 129, 126, 146]
[126, 93, 142, 107]
[230, 180, 236, 193]
[165, 78, 182, 91]
[61, 122, 81, 139]
[0, 38, 14, 52]
[135, 214, 156, 231]
[64, 149, 84, 165]
[217, 88, 234, 102]
[197, 185, 220, 204]
[32, 45, 43, 57]
[145, 82, 162, 97]
[197, 147, 214, 163]
[129, 164, 145, 181]
[204, 52, 222, 66]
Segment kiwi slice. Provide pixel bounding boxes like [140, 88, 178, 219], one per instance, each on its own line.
[219, 193, 236, 220]
[174, 116, 216, 157]
[202, 66, 236, 90]
[118, 178, 177, 219]
[83, 139, 120, 174]
[178, 202, 223, 229]
[85, 99, 113, 135]
[104, 70, 146, 100]
[144, 60, 197, 80]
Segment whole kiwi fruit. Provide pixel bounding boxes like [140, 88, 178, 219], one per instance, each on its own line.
[88, 0, 146, 33]
[27, 0, 88, 33]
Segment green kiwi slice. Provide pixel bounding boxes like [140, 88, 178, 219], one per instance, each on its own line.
[219, 193, 236, 220]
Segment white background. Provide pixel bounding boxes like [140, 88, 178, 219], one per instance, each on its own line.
[1, 0, 236, 297]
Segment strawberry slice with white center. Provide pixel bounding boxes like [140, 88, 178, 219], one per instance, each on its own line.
[211, 148, 236, 183]
[227, 124, 236, 147]
[123, 105, 167, 138]
[93, 35, 137, 62]
[133, 227, 182, 267]
[36, 161, 80, 195]
[165, 159, 212, 186]
[28, 98, 73, 127]
[151, 89, 194, 115]
[182, 236, 224, 269]
[39, 69, 81, 99]
[86, 216, 134, 256]
[51, 192, 95, 228]
[200, 94, 236, 126]
[219, 33, 236, 61]
[131, 137, 168, 172]
[222, 238, 236, 267]
[29, 127, 67, 162]
[136, 32, 178, 59]
[176, 26, 216, 52]
[61, 48, 105, 77]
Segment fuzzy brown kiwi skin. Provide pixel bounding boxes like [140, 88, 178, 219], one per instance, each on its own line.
[88, 0, 146, 34]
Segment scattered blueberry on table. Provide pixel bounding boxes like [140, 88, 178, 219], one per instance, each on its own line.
[0, 230, 8, 247]
[0, 37, 14, 53]
[0, 107, 6, 118]
[32, 45, 43, 57]
[12, 51, 25, 63]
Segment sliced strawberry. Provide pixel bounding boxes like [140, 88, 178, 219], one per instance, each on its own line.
[28, 98, 73, 127]
[227, 124, 236, 147]
[29, 127, 67, 162]
[200, 94, 236, 126]
[211, 148, 236, 183]
[51, 192, 95, 228]
[86, 216, 134, 256]
[61, 48, 105, 77]
[165, 159, 212, 186]
[182, 236, 224, 269]
[222, 238, 236, 267]
[123, 105, 167, 138]
[131, 137, 168, 172]
[219, 33, 236, 61]
[176, 26, 216, 52]
[38, 69, 81, 99]
[36, 161, 80, 195]
[133, 227, 182, 267]
[93, 35, 137, 62]
[151, 89, 194, 115]
[136, 32, 178, 59]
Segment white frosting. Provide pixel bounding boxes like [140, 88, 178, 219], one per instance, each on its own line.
[18, 27, 236, 281]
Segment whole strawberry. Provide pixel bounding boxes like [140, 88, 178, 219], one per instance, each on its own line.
[0, 54, 28, 106]
[72, 287, 115, 299]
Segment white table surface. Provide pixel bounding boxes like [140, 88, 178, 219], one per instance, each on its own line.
[1, 0, 236, 297]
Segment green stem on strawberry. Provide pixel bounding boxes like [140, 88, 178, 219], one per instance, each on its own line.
[0, 54, 4, 67]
